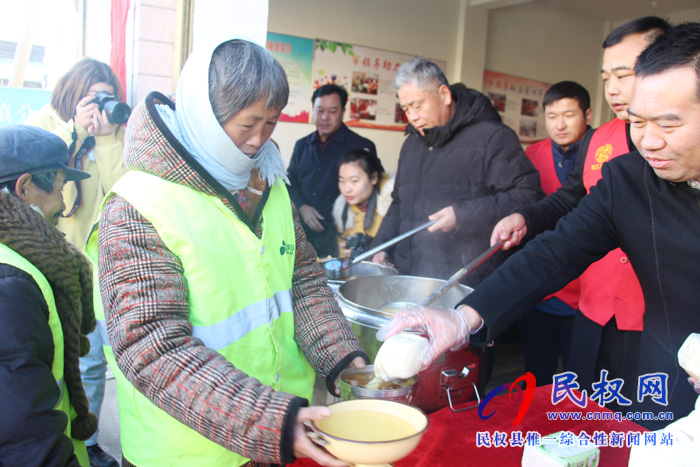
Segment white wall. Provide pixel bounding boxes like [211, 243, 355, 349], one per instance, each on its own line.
[267, 0, 465, 172]
[485, 2, 608, 126]
[268, 1, 697, 171]
[614, 7, 700, 28]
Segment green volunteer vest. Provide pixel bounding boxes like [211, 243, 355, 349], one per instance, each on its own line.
[85, 170, 314, 467]
[0, 243, 90, 467]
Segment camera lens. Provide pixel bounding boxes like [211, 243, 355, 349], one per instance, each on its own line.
[94, 91, 131, 125]
[103, 100, 131, 125]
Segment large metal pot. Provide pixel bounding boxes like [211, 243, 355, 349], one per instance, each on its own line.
[338, 275, 484, 414]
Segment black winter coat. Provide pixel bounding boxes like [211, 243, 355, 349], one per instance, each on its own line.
[0, 263, 80, 466]
[287, 124, 376, 257]
[372, 84, 544, 286]
[461, 152, 700, 429]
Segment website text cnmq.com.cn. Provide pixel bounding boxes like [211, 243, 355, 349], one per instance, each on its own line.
[475, 370, 675, 449]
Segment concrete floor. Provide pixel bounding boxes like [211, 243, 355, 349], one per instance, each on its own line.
[96, 373, 121, 464]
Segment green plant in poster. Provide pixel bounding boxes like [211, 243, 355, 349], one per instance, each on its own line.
[315, 39, 355, 56]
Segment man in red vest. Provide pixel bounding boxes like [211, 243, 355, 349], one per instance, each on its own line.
[520, 81, 592, 385]
[490, 16, 671, 392]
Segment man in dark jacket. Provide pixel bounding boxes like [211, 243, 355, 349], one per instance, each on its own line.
[0, 125, 94, 466]
[379, 23, 700, 430]
[371, 57, 543, 286]
[287, 84, 376, 257]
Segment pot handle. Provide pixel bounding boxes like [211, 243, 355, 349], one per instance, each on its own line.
[441, 367, 482, 413]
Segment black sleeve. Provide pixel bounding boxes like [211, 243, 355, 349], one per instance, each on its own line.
[0, 266, 80, 467]
[459, 159, 620, 345]
[286, 139, 308, 210]
[516, 127, 594, 241]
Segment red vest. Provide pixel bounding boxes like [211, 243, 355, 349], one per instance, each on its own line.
[579, 118, 644, 330]
[525, 139, 580, 310]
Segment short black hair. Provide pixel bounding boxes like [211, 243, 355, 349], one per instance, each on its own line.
[542, 81, 591, 113]
[312, 84, 348, 108]
[635, 22, 700, 101]
[603, 16, 671, 48]
[337, 149, 384, 178]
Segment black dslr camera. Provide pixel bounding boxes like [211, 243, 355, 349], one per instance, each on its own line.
[93, 91, 132, 125]
[345, 233, 374, 260]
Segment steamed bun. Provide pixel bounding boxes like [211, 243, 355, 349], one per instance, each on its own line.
[679, 333, 700, 380]
[374, 333, 429, 380]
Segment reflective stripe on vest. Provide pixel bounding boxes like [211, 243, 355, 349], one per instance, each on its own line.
[0, 243, 89, 467]
[579, 118, 644, 330]
[86, 170, 315, 467]
[95, 289, 292, 352]
[525, 138, 581, 310]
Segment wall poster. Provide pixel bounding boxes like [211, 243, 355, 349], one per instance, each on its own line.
[312, 39, 446, 132]
[266, 33, 315, 123]
[482, 70, 551, 143]
[267, 32, 446, 132]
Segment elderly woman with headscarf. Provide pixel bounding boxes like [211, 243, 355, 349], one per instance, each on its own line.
[88, 36, 367, 467]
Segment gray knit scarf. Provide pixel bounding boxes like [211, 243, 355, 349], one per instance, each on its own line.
[0, 191, 97, 440]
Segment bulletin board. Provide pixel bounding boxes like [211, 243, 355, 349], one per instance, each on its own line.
[482, 70, 552, 143]
[267, 32, 446, 132]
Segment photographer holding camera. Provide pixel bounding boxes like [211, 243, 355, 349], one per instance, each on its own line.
[24, 58, 128, 467]
[332, 149, 394, 260]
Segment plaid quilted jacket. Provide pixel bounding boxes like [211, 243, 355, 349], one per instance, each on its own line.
[97, 92, 367, 466]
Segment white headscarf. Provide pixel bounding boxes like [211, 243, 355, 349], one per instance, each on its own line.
[157, 34, 289, 192]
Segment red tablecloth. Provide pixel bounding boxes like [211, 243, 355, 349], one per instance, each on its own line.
[291, 384, 647, 467]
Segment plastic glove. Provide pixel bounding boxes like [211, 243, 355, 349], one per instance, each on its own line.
[689, 377, 700, 395]
[376, 305, 472, 370]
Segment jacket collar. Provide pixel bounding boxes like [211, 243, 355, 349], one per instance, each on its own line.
[404, 84, 501, 148]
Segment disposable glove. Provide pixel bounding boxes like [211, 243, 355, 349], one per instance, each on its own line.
[376, 305, 472, 370]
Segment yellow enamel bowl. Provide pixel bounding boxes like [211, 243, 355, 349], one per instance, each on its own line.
[310, 399, 429, 465]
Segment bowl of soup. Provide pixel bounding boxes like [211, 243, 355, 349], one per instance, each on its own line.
[310, 399, 429, 465]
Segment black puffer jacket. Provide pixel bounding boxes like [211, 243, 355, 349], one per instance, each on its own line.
[0, 263, 80, 467]
[372, 84, 544, 286]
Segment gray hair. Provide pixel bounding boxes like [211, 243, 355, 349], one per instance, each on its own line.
[0, 170, 58, 195]
[394, 57, 449, 93]
[208, 40, 289, 123]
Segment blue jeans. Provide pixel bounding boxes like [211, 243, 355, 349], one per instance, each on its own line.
[79, 327, 107, 446]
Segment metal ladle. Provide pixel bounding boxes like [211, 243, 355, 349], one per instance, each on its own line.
[323, 220, 437, 280]
[378, 240, 505, 313]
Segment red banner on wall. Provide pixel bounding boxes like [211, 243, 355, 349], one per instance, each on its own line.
[110, 0, 130, 99]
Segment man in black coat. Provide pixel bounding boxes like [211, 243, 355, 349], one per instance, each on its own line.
[379, 23, 700, 430]
[287, 84, 376, 257]
[371, 57, 543, 286]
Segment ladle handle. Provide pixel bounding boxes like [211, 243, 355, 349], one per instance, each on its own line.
[420, 240, 504, 307]
[352, 220, 437, 264]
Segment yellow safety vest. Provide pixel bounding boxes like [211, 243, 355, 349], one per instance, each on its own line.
[0, 243, 90, 467]
[86, 170, 315, 466]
